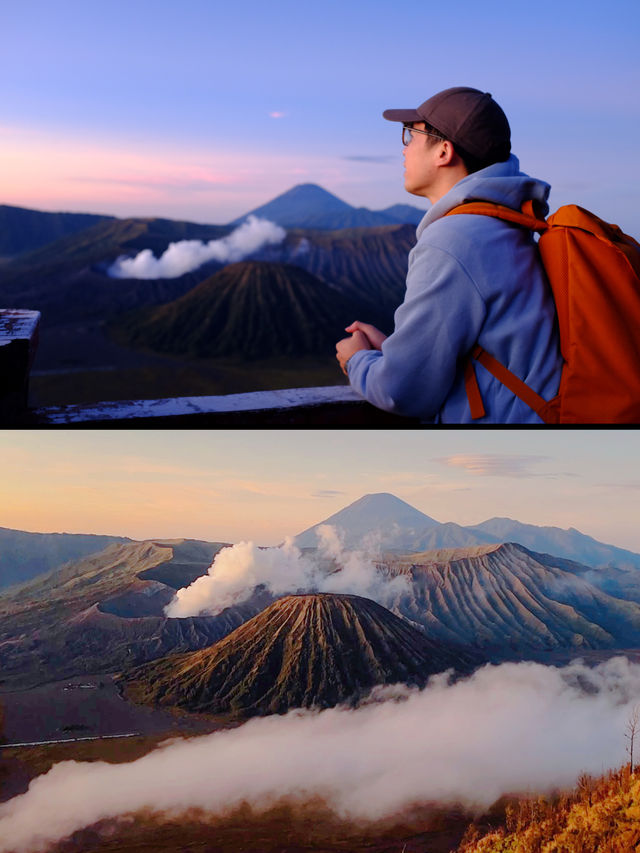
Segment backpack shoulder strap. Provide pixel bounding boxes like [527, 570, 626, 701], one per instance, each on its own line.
[465, 345, 551, 421]
[446, 200, 548, 233]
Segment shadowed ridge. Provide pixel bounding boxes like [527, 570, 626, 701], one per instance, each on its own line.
[0, 204, 114, 258]
[124, 592, 478, 717]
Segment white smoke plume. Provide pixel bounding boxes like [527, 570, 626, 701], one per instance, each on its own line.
[1, 657, 639, 852]
[107, 216, 286, 279]
[165, 538, 318, 617]
[164, 527, 409, 617]
[313, 525, 410, 600]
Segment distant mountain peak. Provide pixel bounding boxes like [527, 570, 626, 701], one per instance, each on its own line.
[294, 492, 440, 551]
[278, 183, 348, 199]
[232, 184, 423, 230]
[356, 491, 412, 503]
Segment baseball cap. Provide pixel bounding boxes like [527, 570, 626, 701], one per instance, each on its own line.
[383, 86, 511, 162]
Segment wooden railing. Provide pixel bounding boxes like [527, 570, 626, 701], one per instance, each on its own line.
[1, 308, 419, 426]
[25, 386, 418, 426]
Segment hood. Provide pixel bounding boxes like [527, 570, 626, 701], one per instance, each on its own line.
[417, 154, 551, 237]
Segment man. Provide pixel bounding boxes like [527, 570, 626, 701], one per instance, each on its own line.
[335, 87, 562, 423]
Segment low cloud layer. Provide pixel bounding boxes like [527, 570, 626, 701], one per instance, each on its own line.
[164, 527, 409, 617]
[1, 657, 638, 852]
[107, 215, 286, 279]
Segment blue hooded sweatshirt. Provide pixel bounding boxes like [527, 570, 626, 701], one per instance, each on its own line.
[346, 155, 562, 423]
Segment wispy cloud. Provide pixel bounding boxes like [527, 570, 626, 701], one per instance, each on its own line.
[435, 454, 553, 478]
[269, 111, 286, 119]
[312, 489, 346, 498]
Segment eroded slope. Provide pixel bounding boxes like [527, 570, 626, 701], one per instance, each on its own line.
[125, 592, 478, 716]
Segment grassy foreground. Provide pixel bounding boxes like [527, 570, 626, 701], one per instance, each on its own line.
[458, 765, 640, 853]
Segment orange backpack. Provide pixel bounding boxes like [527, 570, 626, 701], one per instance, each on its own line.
[447, 201, 640, 424]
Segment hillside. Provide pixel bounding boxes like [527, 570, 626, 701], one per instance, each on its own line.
[124, 593, 478, 716]
[1, 216, 230, 278]
[274, 223, 414, 327]
[0, 204, 113, 259]
[382, 542, 640, 653]
[115, 260, 364, 358]
[457, 765, 640, 852]
[0, 539, 273, 687]
[0, 527, 130, 590]
[381, 202, 426, 225]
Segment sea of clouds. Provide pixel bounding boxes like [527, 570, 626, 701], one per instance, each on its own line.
[1, 656, 638, 852]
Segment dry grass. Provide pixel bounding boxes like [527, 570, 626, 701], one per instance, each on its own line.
[457, 765, 640, 852]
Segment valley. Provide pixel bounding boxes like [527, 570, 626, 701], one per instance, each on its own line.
[0, 187, 418, 407]
[1, 491, 640, 852]
[3, 493, 640, 695]
[0, 674, 220, 749]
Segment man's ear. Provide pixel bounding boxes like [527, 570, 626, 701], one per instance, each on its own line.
[437, 139, 456, 166]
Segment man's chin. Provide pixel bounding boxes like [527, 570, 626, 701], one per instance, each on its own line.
[404, 183, 422, 197]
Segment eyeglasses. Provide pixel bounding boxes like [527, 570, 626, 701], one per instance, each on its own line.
[402, 125, 446, 147]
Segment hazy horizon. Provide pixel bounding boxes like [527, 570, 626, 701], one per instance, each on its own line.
[2, 429, 640, 551]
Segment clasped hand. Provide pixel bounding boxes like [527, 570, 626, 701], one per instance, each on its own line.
[335, 321, 388, 376]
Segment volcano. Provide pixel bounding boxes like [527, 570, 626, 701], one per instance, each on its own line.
[294, 492, 443, 551]
[124, 593, 477, 717]
[231, 183, 424, 229]
[116, 260, 362, 359]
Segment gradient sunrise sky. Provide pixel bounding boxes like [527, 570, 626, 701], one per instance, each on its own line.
[2, 0, 639, 234]
[2, 429, 639, 551]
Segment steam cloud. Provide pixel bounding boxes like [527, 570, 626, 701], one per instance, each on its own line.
[1, 657, 639, 852]
[107, 216, 286, 279]
[165, 527, 410, 617]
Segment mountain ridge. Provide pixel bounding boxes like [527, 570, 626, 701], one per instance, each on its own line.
[295, 492, 640, 573]
[0, 204, 114, 259]
[0, 527, 131, 591]
[381, 541, 640, 652]
[3, 530, 640, 689]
